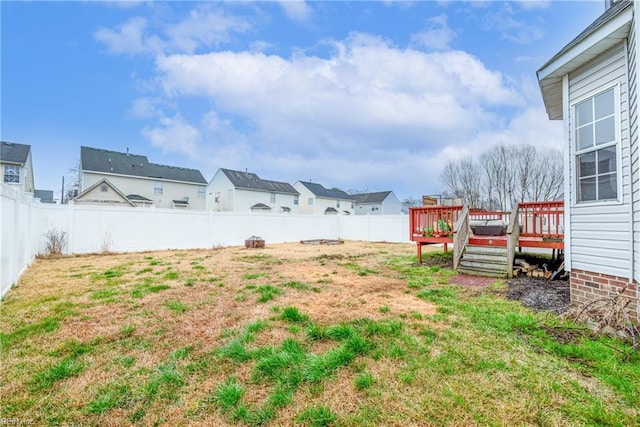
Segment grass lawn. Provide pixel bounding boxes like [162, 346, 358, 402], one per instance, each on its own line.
[1, 241, 638, 426]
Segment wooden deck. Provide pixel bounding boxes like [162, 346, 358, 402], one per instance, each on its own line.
[409, 201, 564, 263]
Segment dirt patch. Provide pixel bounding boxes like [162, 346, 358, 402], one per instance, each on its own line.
[505, 277, 570, 314]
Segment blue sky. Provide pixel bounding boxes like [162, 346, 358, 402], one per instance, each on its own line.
[2, 1, 606, 202]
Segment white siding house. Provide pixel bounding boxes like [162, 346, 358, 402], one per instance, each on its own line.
[207, 168, 300, 213]
[1, 141, 35, 195]
[294, 181, 355, 215]
[537, 0, 638, 319]
[353, 191, 402, 215]
[77, 146, 208, 210]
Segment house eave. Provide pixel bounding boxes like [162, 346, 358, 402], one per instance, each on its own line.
[537, 6, 632, 120]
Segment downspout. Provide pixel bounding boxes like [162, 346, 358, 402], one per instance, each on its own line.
[562, 74, 572, 273]
[625, 38, 635, 284]
[629, 6, 639, 317]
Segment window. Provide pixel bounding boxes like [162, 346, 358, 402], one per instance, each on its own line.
[100, 185, 108, 192]
[336, 200, 341, 208]
[351, 202, 355, 209]
[198, 187, 205, 199]
[574, 87, 618, 202]
[154, 181, 163, 195]
[294, 195, 299, 205]
[270, 192, 276, 203]
[228, 189, 234, 199]
[4, 165, 19, 183]
[308, 198, 313, 205]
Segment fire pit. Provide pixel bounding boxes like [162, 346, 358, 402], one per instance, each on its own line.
[245, 236, 265, 248]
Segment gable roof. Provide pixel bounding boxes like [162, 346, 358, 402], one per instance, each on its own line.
[81, 146, 207, 185]
[353, 191, 392, 204]
[74, 178, 136, 206]
[296, 181, 355, 200]
[1, 141, 30, 165]
[537, 0, 632, 120]
[220, 168, 299, 195]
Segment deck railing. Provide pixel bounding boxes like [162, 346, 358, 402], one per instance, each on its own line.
[453, 205, 470, 269]
[518, 201, 564, 238]
[506, 204, 520, 279]
[410, 205, 463, 239]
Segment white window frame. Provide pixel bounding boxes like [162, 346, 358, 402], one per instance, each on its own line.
[4, 165, 20, 183]
[293, 195, 299, 205]
[270, 192, 276, 203]
[154, 181, 163, 195]
[198, 187, 205, 199]
[571, 84, 621, 205]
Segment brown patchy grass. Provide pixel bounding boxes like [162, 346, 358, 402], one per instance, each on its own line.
[1, 241, 638, 426]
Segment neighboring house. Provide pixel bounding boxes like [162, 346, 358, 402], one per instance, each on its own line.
[78, 146, 207, 209]
[207, 168, 300, 213]
[1, 141, 35, 195]
[537, 0, 639, 319]
[34, 190, 55, 203]
[353, 191, 402, 215]
[294, 181, 355, 215]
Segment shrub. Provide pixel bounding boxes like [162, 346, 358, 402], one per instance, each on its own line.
[43, 228, 67, 256]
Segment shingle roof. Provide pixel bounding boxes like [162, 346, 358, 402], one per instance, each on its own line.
[1, 141, 31, 164]
[221, 168, 299, 195]
[538, 0, 631, 72]
[35, 190, 54, 203]
[297, 181, 355, 200]
[127, 194, 153, 202]
[353, 191, 392, 204]
[80, 146, 207, 184]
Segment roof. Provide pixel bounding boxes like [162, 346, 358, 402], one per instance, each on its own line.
[537, 0, 632, 120]
[34, 190, 54, 203]
[251, 203, 272, 210]
[220, 169, 299, 195]
[74, 178, 136, 206]
[1, 141, 31, 165]
[353, 191, 392, 204]
[127, 194, 153, 202]
[81, 146, 207, 185]
[296, 181, 355, 200]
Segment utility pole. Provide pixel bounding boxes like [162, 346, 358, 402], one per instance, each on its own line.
[61, 176, 65, 204]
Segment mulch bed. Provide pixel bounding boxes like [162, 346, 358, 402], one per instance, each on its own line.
[505, 277, 570, 314]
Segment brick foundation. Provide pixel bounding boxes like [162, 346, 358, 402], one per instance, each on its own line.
[570, 269, 639, 321]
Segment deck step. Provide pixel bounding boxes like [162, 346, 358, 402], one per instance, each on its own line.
[456, 245, 508, 278]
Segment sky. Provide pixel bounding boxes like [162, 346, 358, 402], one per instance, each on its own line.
[2, 0, 607, 202]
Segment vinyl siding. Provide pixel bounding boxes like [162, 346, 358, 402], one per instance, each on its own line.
[83, 172, 206, 210]
[568, 43, 633, 279]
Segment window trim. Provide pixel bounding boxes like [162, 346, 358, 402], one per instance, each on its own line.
[571, 83, 623, 206]
[4, 165, 20, 183]
[154, 181, 163, 195]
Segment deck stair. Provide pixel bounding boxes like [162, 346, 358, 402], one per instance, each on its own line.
[457, 245, 508, 278]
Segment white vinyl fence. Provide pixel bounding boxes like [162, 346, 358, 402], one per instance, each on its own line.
[1, 183, 410, 298]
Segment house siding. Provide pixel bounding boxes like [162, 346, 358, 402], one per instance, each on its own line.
[567, 43, 633, 279]
[83, 172, 206, 210]
[207, 170, 299, 213]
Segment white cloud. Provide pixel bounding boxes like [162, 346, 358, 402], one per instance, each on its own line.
[95, 17, 151, 55]
[411, 14, 457, 50]
[278, 1, 312, 24]
[482, 5, 546, 44]
[141, 114, 200, 157]
[143, 32, 530, 197]
[166, 5, 251, 53]
[515, 1, 551, 12]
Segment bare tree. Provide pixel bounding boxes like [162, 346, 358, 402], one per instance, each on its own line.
[440, 143, 564, 211]
[63, 159, 81, 203]
[440, 157, 483, 208]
